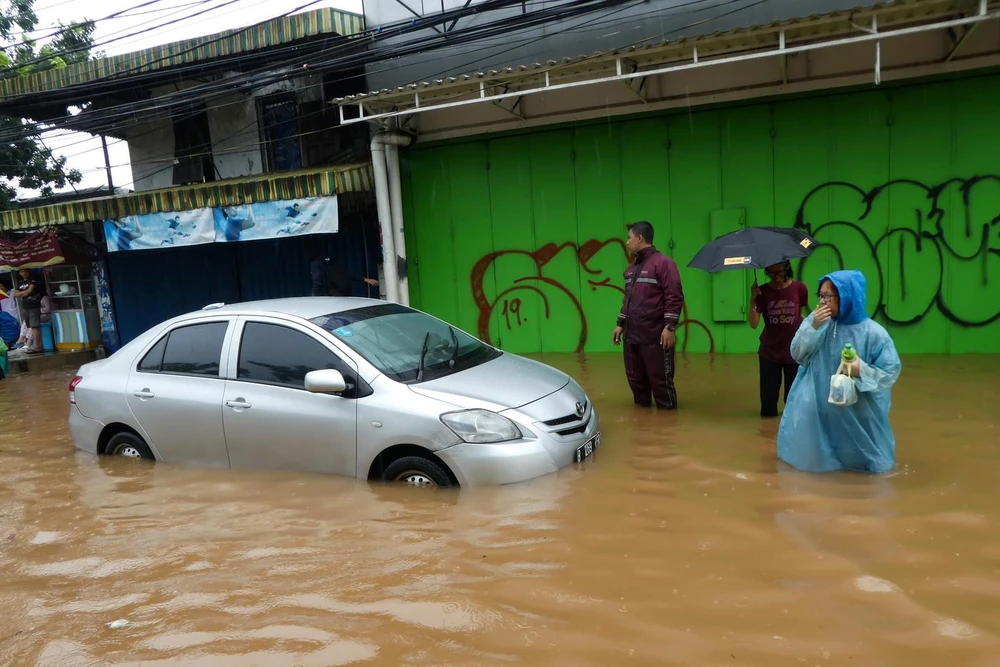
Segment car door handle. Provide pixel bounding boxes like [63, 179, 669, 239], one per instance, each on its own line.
[133, 389, 155, 399]
[225, 399, 251, 409]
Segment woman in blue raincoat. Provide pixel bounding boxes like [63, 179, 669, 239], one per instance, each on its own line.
[777, 269, 902, 474]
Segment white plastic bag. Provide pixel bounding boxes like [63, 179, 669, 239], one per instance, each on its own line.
[827, 360, 858, 406]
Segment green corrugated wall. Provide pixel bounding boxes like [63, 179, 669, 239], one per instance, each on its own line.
[401, 73, 1000, 355]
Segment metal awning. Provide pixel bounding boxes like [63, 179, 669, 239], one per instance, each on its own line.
[333, 0, 995, 123]
[0, 163, 373, 232]
[0, 8, 365, 102]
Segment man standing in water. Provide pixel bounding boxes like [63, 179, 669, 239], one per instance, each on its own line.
[612, 221, 685, 409]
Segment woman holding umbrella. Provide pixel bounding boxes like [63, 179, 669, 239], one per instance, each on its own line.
[687, 225, 817, 416]
[749, 261, 810, 417]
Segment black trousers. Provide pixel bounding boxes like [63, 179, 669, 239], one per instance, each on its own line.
[759, 357, 798, 417]
[624, 343, 678, 409]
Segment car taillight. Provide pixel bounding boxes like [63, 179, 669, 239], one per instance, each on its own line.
[69, 376, 82, 404]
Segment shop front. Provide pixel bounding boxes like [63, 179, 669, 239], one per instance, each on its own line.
[0, 163, 378, 352]
[0, 229, 102, 354]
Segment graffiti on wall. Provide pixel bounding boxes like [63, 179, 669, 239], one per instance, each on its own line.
[471, 239, 714, 353]
[793, 177, 1000, 327]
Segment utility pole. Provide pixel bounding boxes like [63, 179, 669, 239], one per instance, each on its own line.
[101, 136, 114, 192]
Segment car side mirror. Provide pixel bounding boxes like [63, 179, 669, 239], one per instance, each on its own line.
[304, 369, 347, 394]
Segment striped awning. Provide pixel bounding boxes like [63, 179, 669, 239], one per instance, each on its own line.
[0, 8, 365, 100]
[0, 163, 373, 232]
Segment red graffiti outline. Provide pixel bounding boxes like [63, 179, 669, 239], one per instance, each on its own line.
[472, 239, 716, 354]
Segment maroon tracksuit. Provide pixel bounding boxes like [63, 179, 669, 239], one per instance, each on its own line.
[616, 246, 685, 409]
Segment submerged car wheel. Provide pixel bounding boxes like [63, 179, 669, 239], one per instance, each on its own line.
[106, 432, 155, 461]
[382, 456, 452, 488]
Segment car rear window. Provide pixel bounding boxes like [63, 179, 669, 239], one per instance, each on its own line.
[138, 322, 228, 377]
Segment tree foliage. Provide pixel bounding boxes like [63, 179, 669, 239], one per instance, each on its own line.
[0, 0, 96, 208]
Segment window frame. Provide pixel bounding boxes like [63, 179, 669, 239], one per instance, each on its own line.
[134, 319, 234, 379]
[228, 317, 365, 397]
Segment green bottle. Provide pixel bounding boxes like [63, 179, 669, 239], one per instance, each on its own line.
[841, 343, 856, 363]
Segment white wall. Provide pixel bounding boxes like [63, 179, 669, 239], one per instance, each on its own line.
[125, 75, 324, 192]
[208, 91, 262, 180]
[126, 118, 175, 192]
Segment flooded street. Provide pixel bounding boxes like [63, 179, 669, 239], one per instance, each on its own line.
[1, 353, 999, 667]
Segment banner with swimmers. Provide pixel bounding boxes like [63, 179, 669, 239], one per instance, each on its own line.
[103, 195, 339, 252]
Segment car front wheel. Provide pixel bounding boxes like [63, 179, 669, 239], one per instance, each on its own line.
[382, 456, 452, 487]
[106, 432, 155, 460]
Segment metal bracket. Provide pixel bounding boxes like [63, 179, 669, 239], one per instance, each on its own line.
[946, 1, 989, 61]
[616, 58, 647, 103]
[851, 14, 881, 84]
[491, 84, 524, 119]
[779, 30, 787, 84]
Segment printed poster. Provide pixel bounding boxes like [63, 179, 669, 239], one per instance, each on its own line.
[213, 196, 339, 243]
[103, 195, 340, 252]
[104, 208, 215, 252]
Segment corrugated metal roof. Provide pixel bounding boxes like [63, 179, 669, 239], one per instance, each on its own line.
[0, 163, 373, 232]
[0, 8, 365, 100]
[336, 0, 968, 107]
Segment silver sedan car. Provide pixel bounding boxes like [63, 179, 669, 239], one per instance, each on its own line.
[68, 298, 601, 487]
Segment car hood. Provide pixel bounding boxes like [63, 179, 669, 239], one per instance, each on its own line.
[407, 352, 569, 411]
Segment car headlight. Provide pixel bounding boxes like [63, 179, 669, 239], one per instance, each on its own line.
[440, 409, 522, 444]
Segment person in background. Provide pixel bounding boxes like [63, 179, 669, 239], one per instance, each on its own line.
[612, 221, 685, 410]
[309, 251, 379, 297]
[40, 294, 51, 324]
[12, 268, 43, 354]
[749, 261, 810, 417]
[777, 269, 902, 474]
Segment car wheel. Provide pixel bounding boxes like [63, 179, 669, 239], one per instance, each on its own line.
[382, 456, 452, 487]
[106, 432, 155, 461]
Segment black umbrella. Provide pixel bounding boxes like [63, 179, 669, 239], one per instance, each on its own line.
[687, 226, 818, 274]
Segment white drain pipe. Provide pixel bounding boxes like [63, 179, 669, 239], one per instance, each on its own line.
[385, 142, 410, 306]
[370, 130, 414, 304]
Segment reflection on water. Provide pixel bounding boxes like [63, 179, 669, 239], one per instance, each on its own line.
[1, 353, 999, 666]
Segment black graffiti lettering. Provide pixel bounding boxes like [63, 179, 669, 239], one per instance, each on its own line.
[794, 177, 1000, 327]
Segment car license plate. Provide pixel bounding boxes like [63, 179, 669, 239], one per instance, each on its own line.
[574, 433, 601, 463]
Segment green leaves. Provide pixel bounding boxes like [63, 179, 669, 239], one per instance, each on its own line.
[0, 0, 94, 210]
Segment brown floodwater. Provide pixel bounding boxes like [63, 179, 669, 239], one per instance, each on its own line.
[1, 353, 999, 667]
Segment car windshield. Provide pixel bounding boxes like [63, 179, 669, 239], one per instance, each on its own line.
[310, 303, 501, 383]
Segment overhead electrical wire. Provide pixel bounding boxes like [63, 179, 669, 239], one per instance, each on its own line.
[7, 0, 753, 153]
[1, 0, 178, 55]
[0, 0, 266, 75]
[30, 0, 738, 154]
[14, 0, 771, 193]
[4, 0, 642, 139]
[0, 0, 582, 146]
[94, 0, 756, 189]
[15, 0, 758, 196]
[1, 2, 208, 39]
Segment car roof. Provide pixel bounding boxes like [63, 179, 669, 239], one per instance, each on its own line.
[197, 297, 390, 320]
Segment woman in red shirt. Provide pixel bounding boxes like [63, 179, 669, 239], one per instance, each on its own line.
[749, 261, 810, 417]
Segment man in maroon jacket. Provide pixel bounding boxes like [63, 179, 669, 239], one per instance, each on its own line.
[612, 221, 685, 409]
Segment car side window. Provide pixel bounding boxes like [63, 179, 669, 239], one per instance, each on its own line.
[237, 322, 356, 394]
[137, 322, 228, 377]
[137, 335, 167, 372]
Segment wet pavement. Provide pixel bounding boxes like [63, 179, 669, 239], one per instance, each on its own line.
[1, 353, 999, 666]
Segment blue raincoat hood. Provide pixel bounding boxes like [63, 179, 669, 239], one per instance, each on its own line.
[821, 270, 869, 326]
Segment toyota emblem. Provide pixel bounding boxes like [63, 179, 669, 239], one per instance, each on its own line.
[575, 401, 585, 417]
